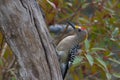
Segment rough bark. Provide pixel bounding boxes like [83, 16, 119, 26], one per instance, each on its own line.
[0, 0, 62, 80]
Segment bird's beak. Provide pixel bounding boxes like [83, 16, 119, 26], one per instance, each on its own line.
[75, 25, 80, 29]
[67, 22, 86, 30]
[67, 22, 75, 29]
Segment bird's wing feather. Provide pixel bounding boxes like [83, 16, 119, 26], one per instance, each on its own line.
[56, 35, 75, 51]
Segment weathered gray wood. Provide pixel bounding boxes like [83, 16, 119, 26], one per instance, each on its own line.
[0, 0, 62, 80]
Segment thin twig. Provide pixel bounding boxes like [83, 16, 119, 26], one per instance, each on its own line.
[0, 34, 5, 50]
[1, 42, 7, 58]
[7, 55, 16, 69]
[57, 4, 82, 24]
[2, 54, 16, 80]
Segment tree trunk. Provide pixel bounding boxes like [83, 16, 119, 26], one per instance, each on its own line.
[0, 0, 63, 80]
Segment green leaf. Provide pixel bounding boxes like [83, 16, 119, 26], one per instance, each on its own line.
[82, 3, 89, 9]
[108, 58, 120, 65]
[79, 17, 90, 23]
[46, 0, 56, 9]
[11, 77, 16, 80]
[0, 58, 3, 66]
[73, 56, 83, 66]
[96, 61, 111, 80]
[112, 27, 119, 37]
[66, 2, 72, 7]
[106, 72, 111, 80]
[91, 47, 106, 52]
[85, 54, 94, 66]
[104, 7, 115, 14]
[95, 57, 107, 70]
[84, 39, 90, 51]
[108, 0, 113, 7]
[113, 73, 120, 78]
[96, 63, 106, 72]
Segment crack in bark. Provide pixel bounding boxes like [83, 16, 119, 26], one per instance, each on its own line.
[33, 16, 52, 80]
[29, 1, 53, 79]
[19, 0, 27, 10]
[19, 0, 52, 79]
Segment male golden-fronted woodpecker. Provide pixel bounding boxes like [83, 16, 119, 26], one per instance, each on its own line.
[56, 22, 88, 79]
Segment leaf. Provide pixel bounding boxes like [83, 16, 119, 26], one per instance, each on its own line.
[112, 27, 119, 37]
[46, 0, 56, 9]
[82, 3, 89, 9]
[73, 56, 83, 67]
[104, 7, 115, 14]
[11, 77, 16, 80]
[106, 72, 111, 80]
[91, 47, 106, 52]
[113, 73, 120, 78]
[95, 62, 111, 80]
[79, 17, 90, 23]
[95, 57, 107, 70]
[96, 63, 106, 72]
[84, 39, 90, 51]
[108, 58, 120, 65]
[66, 2, 72, 7]
[108, 0, 113, 8]
[0, 58, 3, 66]
[85, 54, 94, 66]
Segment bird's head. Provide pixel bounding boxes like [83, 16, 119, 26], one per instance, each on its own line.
[67, 22, 88, 41]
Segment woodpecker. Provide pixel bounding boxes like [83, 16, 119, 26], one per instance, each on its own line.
[56, 22, 88, 79]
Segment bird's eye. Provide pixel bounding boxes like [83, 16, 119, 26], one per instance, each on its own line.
[78, 29, 81, 32]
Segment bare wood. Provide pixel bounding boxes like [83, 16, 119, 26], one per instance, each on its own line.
[0, 0, 62, 80]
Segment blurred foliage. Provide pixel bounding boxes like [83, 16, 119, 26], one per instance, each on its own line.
[38, 0, 120, 80]
[0, 0, 120, 80]
[0, 32, 17, 80]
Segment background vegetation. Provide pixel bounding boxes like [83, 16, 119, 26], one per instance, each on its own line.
[0, 0, 120, 80]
